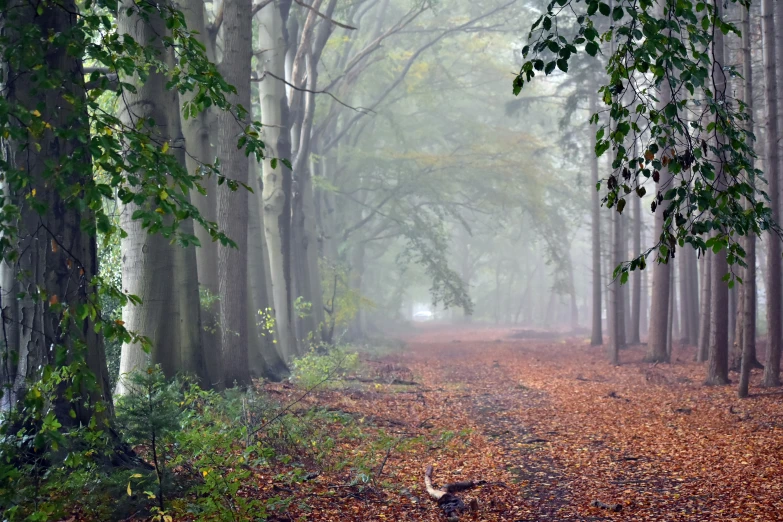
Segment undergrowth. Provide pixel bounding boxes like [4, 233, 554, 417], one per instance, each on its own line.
[0, 357, 429, 522]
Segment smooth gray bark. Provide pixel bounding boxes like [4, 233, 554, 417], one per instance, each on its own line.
[216, 0, 252, 387]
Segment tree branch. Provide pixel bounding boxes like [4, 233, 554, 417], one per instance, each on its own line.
[253, 71, 372, 114]
[292, 0, 356, 30]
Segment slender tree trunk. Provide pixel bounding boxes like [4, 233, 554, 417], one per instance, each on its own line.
[679, 249, 691, 344]
[728, 285, 737, 348]
[671, 265, 679, 342]
[706, 3, 729, 386]
[732, 282, 745, 371]
[180, 0, 223, 389]
[764, 0, 781, 386]
[666, 264, 674, 358]
[697, 253, 712, 362]
[167, 79, 207, 383]
[259, 0, 298, 361]
[687, 247, 700, 344]
[609, 210, 622, 364]
[590, 87, 603, 346]
[248, 162, 289, 378]
[629, 194, 641, 344]
[647, 17, 673, 362]
[641, 261, 649, 338]
[739, 5, 756, 397]
[216, 0, 252, 387]
[646, 190, 671, 362]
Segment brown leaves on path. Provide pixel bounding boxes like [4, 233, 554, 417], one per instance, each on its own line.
[213, 326, 783, 521]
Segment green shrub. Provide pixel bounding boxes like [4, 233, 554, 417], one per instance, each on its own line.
[290, 346, 359, 388]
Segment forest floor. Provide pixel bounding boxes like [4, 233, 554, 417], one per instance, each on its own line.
[248, 326, 783, 521]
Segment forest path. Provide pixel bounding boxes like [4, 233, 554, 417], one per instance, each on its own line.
[270, 327, 783, 521]
[391, 326, 783, 521]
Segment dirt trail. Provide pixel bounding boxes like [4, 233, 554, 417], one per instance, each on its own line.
[271, 326, 783, 521]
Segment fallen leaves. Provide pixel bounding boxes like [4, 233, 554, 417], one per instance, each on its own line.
[115, 326, 783, 521]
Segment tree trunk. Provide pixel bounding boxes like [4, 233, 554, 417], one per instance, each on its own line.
[732, 281, 745, 371]
[647, 24, 673, 362]
[764, 0, 781, 386]
[739, 2, 756, 396]
[216, 0, 253, 387]
[706, 3, 729, 386]
[666, 265, 674, 359]
[116, 2, 186, 394]
[646, 197, 671, 363]
[629, 194, 641, 344]
[248, 162, 289, 378]
[259, 0, 298, 361]
[179, 0, 223, 389]
[0, 0, 114, 426]
[697, 252, 712, 362]
[590, 91, 603, 346]
[609, 209, 622, 365]
[686, 247, 700, 345]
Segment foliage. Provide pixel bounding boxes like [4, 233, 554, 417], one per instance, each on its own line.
[513, 0, 768, 282]
[0, 365, 139, 521]
[321, 260, 374, 338]
[290, 346, 359, 388]
[115, 366, 182, 510]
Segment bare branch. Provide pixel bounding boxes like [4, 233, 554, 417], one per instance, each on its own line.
[292, 0, 356, 30]
[251, 0, 274, 16]
[253, 71, 372, 114]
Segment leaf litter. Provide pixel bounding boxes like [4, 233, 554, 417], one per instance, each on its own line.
[133, 327, 783, 520]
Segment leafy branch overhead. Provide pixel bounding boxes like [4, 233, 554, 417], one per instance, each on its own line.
[513, 0, 769, 282]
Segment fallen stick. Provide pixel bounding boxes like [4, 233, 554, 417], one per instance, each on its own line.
[424, 464, 484, 520]
[590, 499, 622, 512]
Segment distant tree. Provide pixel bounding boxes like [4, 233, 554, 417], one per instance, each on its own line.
[763, 0, 782, 387]
[738, 3, 757, 399]
[706, 0, 730, 386]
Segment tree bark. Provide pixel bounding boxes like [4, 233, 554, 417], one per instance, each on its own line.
[647, 12, 673, 362]
[739, 3, 756, 393]
[764, 0, 781, 386]
[590, 91, 603, 346]
[706, 1, 729, 386]
[116, 1, 191, 394]
[216, 0, 253, 387]
[259, 0, 298, 360]
[248, 162, 289, 378]
[697, 252, 712, 362]
[629, 194, 641, 344]
[646, 184, 671, 363]
[179, 0, 223, 389]
[0, 0, 113, 426]
[609, 210, 622, 365]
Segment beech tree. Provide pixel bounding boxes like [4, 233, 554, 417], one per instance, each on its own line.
[115, 0, 207, 395]
[0, 0, 262, 427]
